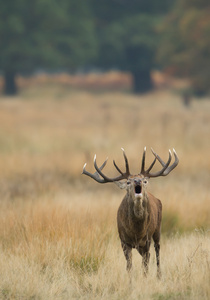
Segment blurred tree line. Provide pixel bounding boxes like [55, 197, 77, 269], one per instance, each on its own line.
[158, 0, 210, 96]
[0, 0, 97, 95]
[0, 0, 210, 95]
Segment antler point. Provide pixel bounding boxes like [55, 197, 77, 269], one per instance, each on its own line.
[121, 147, 125, 152]
[151, 147, 155, 154]
[82, 163, 87, 174]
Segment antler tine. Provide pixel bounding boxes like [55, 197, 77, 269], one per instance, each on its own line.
[140, 146, 157, 175]
[121, 148, 130, 176]
[145, 156, 157, 173]
[148, 149, 172, 178]
[140, 148, 174, 178]
[93, 155, 113, 182]
[141, 147, 146, 174]
[82, 150, 131, 184]
[113, 160, 124, 175]
[151, 148, 165, 167]
[113, 148, 130, 178]
[82, 157, 109, 183]
[141, 148, 179, 178]
[151, 148, 179, 176]
[94, 154, 129, 182]
[162, 148, 179, 176]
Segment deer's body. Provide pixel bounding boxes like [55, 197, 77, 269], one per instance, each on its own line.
[82, 147, 178, 278]
[117, 191, 162, 249]
[117, 190, 162, 275]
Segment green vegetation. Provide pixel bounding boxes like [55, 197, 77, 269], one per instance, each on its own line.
[1, 0, 210, 95]
[158, 0, 210, 95]
[0, 0, 96, 94]
[90, 0, 175, 93]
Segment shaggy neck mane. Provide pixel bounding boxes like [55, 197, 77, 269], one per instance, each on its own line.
[129, 192, 149, 221]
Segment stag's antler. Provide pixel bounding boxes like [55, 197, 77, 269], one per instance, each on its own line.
[82, 147, 179, 182]
[82, 148, 130, 183]
[140, 147, 179, 178]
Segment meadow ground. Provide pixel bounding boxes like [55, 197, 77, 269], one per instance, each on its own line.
[0, 84, 209, 299]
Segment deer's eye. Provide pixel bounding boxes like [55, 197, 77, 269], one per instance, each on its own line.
[143, 180, 148, 184]
[127, 181, 131, 185]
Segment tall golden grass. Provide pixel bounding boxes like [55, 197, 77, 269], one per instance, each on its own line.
[0, 85, 209, 299]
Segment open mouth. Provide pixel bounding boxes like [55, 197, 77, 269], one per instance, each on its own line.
[135, 185, 142, 194]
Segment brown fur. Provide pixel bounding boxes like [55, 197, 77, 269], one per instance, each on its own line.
[117, 176, 162, 277]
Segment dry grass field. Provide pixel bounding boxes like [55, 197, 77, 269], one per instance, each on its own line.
[0, 83, 209, 299]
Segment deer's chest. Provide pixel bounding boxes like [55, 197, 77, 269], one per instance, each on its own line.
[123, 221, 149, 248]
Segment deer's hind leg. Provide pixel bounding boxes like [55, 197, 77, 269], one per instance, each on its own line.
[121, 242, 132, 272]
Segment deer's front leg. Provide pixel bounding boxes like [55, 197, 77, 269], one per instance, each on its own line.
[121, 242, 132, 272]
[142, 251, 150, 276]
[137, 240, 151, 276]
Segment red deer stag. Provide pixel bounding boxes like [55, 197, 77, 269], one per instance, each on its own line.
[82, 147, 179, 278]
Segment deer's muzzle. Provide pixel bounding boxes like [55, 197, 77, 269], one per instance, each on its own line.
[135, 184, 142, 194]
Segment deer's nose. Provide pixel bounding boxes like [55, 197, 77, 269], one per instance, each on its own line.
[134, 179, 141, 185]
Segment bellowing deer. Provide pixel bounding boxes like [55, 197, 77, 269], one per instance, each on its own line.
[82, 147, 179, 278]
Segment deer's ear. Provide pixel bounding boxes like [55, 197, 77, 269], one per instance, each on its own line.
[114, 181, 127, 189]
